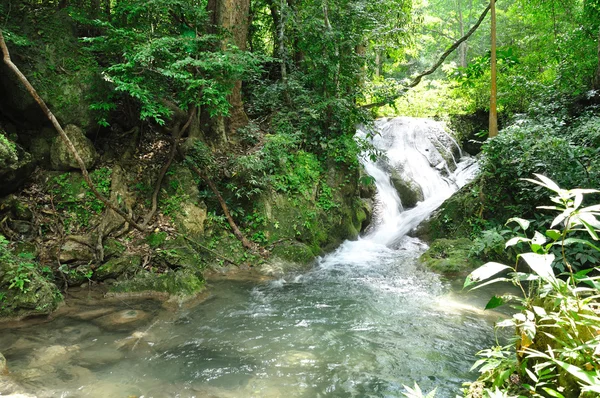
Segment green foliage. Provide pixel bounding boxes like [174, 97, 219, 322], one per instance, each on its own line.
[147, 232, 168, 248]
[479, 110, 600, 227]
[50, 168, 112, 231]
[78, 0, 264, 124]
[465, 175, 600, 397]
[0, 132, 18, 169]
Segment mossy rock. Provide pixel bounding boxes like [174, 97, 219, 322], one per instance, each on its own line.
[0, 266, 62, 319]
[109, 268, 205, 297]
[419, 238, 481, 274]
[271, 242, 316, 265]
[103, 238, 126, 259]
[95, 255, 141, 281]
[416, 180, 483, 242]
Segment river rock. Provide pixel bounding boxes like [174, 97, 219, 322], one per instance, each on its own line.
[50, 125, 97, 171]
[94, 255, 141, 281]
[0, 352, 7, 375]
[93, 309, 150, 331]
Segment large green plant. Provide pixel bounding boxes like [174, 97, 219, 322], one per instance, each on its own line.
[465, 175, 600, 398]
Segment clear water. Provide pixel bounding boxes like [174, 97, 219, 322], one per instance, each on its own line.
[0, 118, 509, 398]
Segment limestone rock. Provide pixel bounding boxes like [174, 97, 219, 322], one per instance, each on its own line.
[69, 307, 115, 321]
[75, 347, 124, 367]
[50, 125, 97, 171]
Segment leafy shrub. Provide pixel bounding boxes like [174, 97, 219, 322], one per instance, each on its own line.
[465, 175, 600, 397]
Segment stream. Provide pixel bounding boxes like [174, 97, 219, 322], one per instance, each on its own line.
[0, 118, 511, 398]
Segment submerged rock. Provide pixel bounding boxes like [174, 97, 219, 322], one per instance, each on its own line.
[93, 309, 150, 331]
[0, 352, 7, 375]
[30, 345, 80, 368]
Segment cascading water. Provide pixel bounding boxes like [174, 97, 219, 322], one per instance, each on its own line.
[0, 118, 501, 398]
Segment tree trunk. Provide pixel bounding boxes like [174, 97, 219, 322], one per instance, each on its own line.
[207, 0, 251, 139]
[489, 0, 498, 138]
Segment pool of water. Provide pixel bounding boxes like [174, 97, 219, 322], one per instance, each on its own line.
[0, 237, 513, 398]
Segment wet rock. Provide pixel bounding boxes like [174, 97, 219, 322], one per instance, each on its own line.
[390, 169, 423, 209]
[93, 309, 150, 331]
[50, 125, 97, 171]
[109, 268, 205, 298]
[419, 238, 481, 274]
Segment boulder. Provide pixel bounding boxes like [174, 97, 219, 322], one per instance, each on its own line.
[390, 169, 423, 209]
[50, 125, 97, 171]
[0, 136, 35, 196]
[59, 238, 95, 263]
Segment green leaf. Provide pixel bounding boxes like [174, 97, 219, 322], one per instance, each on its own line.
[506, 217, 530, 231]
[545, 229, 561, 241]
[519, 253, 556, 284]
[464, 262, 512, 288]
[485, 295, 506, 310]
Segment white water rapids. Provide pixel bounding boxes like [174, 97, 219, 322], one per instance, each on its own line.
[0, 117, 506, 398]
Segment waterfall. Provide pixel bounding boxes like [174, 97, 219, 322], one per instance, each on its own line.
[320, 117, 479, 268]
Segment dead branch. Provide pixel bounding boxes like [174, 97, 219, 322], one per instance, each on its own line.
[362, 3, 491, 110]
[0, 30, 147, 232]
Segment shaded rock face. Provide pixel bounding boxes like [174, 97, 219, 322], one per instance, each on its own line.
[50, 125, 97, 171]
[0, 137, 35, 196]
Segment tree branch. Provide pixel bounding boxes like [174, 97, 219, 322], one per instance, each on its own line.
[362, 3, 491, 110]
[0, 30, 146, 232]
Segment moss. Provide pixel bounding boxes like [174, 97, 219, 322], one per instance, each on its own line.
[271, 243, 316, 265]
[95, 255, 141, 281]
[417, 180, 484, 242]
[103, 238, 126, 258]
[110, 268, 205, 297]
[419, 238, 481, 274]
[146, 232, 167, 248]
